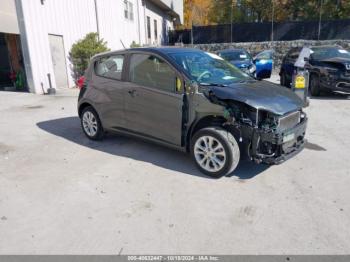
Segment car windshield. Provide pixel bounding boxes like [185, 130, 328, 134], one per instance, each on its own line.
[311, 47, 350, 60]
[219, 50, 251, 61]
[168, 51, 252, 85]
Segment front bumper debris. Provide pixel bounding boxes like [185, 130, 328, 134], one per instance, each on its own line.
[250, 117, 308, 165]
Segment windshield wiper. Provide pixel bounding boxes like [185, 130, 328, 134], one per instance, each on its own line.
[236, 79, 257, 84]
[199, 82, 228, 87]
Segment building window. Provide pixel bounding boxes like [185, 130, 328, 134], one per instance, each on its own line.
[129, 2, 134, 20]
[154, 19, 158, 41]
[124, 0, 134, 21]
[147, 16, 151, 40]
[124, 0, 128, 19]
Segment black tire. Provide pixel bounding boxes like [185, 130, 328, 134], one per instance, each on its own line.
[280, 72, 290, 88]
[80, 106, 104, 140]
[190, 127, 240, 178]
[310, 74, 321, 97]
[280, 72, 286, 86]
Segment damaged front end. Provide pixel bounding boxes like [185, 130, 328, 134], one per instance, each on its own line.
[206, 87, 307, 165]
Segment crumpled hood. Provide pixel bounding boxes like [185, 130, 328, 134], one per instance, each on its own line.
[206, 80, 303, 116]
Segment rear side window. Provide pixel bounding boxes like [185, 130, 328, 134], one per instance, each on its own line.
[129, 54, 176, 92]
[95, 55, 124, 80]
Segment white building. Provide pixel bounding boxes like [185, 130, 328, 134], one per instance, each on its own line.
[0, 0, 182, 94]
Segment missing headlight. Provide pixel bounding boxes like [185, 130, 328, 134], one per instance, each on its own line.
[259, 111, 279, 131]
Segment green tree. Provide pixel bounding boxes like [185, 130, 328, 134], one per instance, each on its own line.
[209, 0, 274, 24]
[209, 0, 233, 24]
[203, 0, 350, 24]
[69, 32, 110, 80]
[130, 41, 141, 48]
[274, 0, 350, 21]
[184, 0, 213, 28]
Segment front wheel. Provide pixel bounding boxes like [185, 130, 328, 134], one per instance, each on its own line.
[191, 127, 240, 178]
[280, 72, 290, 88]
[310, 74, 321, 97]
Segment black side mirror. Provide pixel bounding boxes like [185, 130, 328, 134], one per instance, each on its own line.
[186, 80, 198, 94]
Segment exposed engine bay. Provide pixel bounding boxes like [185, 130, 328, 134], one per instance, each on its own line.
[205, 87, 308, 164]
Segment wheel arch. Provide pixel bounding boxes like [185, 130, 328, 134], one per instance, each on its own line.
[309, 70, 320, 87]
[186, 115, 227, 152]
[309, 70, 319, 77]
[78, 102, 95, 118]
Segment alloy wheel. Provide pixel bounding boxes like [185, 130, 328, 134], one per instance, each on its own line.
[82, 111, 98, 137]
[194, 135, 226, 172]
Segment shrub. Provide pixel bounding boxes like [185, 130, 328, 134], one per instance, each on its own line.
[130, 41, 141, 48]
[69, 32, 110, 80]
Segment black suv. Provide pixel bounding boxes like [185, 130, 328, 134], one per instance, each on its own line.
[78, 47, 307, 178]
[280, 45, 350, 96]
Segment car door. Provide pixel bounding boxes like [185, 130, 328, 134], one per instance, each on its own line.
[254, 50, 273, 79]
[92, 54, 127, 129]
[123, 52, 184, 146]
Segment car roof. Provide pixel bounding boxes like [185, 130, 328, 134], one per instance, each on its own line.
[129, 47, 201, 54]
[92, 47, 205, 60]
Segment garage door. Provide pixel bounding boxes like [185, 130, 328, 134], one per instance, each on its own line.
[48, 34, 68, 88]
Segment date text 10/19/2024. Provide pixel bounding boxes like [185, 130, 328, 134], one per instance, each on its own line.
[127, 256, 220, 261]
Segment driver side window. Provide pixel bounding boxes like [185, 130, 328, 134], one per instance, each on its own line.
[129, 54, 176, 93]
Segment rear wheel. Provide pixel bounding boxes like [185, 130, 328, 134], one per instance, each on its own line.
[81, 106, 104, 140]
[191, 127, 240, 178]
[310, 74, 321, 97]
[280, 72, 290, 88]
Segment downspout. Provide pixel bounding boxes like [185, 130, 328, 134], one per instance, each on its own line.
[143, 0, 147, 44]
[14, 0, 35, 93]
[136, 0, 141, 45]
[94, 0, 100, 40]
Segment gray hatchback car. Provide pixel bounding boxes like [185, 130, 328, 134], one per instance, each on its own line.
[78, 47, 307, 178]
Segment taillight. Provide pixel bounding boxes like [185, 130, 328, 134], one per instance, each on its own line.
[77, 76, 86, 90]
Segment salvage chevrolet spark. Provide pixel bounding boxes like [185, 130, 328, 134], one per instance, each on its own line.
[78, 47, 307, 178]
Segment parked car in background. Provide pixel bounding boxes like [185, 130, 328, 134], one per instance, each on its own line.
[280, 45, 350, 96]
[217, 49, 255, 74]
[78, 47, 307, 178]
[76, 76, 86, 89]
[254, 49, 274, 79]
[217, 48, 273, 79]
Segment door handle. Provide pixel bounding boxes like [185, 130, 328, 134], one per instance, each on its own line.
[128, 89, 137, 97]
